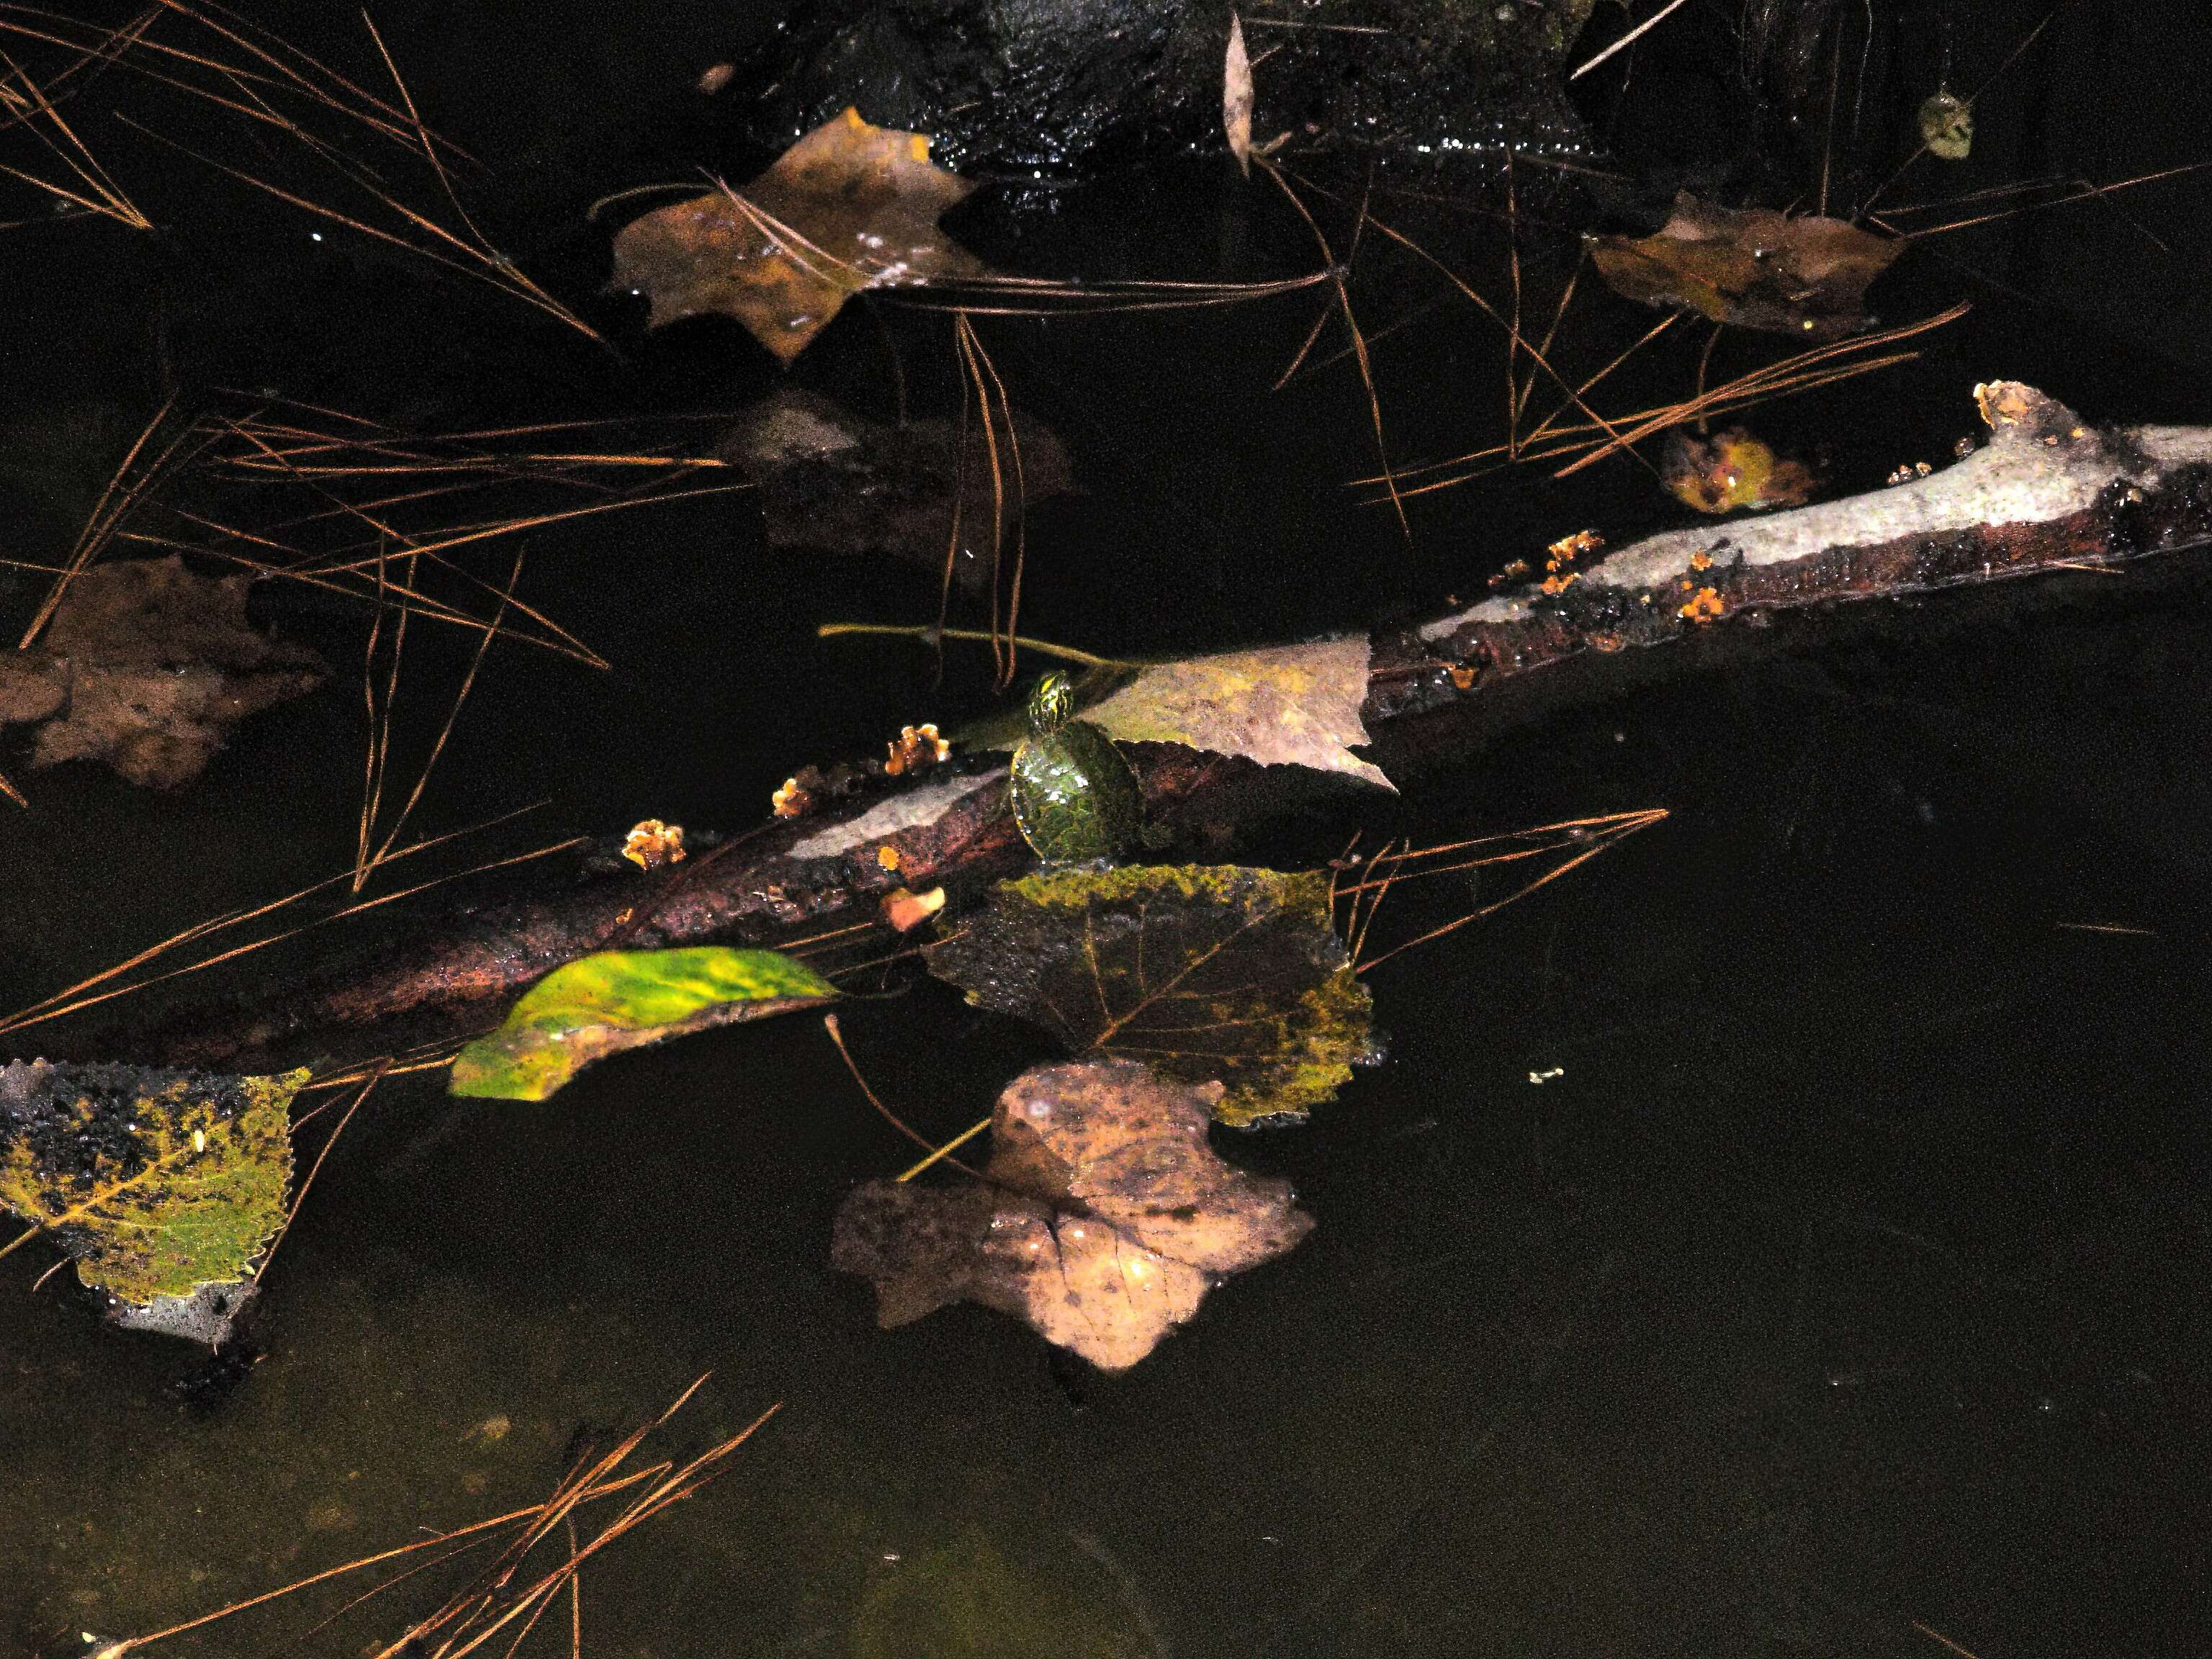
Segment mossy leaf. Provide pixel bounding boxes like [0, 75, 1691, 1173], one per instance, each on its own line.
[0, 1061, 304, 1308]
[450, 947, 837, 1101]
[925, 864, 1373, 1128]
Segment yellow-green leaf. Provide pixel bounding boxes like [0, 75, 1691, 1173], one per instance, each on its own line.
[924, 864, 1374, 1128]
[0, 1061, 303, 1308]
[450, 947, 837, 1101]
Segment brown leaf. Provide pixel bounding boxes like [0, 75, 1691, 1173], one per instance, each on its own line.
[832, 1058, 1313, 1370]
[1590, 193, 1904, 338]
[0, 557, 326, 789]
[609, 107, 986, 364]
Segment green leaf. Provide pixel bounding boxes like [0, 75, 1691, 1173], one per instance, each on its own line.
[925, 864, 1374, 1128]
[450, 947, 837, 1101]
[0, 1061, 304, 1308]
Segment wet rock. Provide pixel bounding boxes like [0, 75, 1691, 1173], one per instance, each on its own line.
[733, 0, 1599, 181]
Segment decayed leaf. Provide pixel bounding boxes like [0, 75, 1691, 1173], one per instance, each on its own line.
[832, 1058, 1313, 1370]
[1660, 425, 1821, 514]
[1081, 635, 1393, 791]
[609, 107, 986, 364]
[0, 1060, 304, 1308]
[1590, 193, 1904, 338]
[450, 948, 837, 1101]
[925, 864, 1374, 1128]
[0, 556, 327, 788]
[1224, 12, 1254, 176]
[720, 390, 1072, 585]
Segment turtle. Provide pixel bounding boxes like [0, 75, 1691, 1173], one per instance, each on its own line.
[1008, 671, 1143, 863]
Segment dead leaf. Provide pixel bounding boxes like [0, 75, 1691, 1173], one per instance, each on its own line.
[881, 885, 945, 932]
[720, 390, 1071, 585]
[1590, 193, 1904, 338]
[1660, 426, 1820, 514]
[925, 863, 1375, 1128]
[832, 1058, 1313, 1370]
[1224, 12, 1254, 176]
[609, 107, 987, 364]
[1082, 635, 1392, 790]
[0, 556, 326, 788]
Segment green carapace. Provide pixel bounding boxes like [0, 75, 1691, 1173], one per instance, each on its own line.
[1008, 672, 1142, 863]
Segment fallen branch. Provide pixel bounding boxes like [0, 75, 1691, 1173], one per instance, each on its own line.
[91, 384, 2212, 1075]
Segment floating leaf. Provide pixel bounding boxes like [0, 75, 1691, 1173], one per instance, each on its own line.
[925, 864, 1373, 1128]
[450, 948, 837, 1101]
[0, 1060, 303, 1308]
[1660, 425, 1821, 514]
[609, 107, 986, 364]
[1080, 635, 1392, 790]
[1590, 193, 1904, 338]
[833, 1058, 1313, 1370]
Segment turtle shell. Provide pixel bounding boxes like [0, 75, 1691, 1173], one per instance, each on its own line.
[1010, 716, 1141, 863]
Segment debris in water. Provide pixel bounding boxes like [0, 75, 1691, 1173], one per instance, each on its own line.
[608, 107, 987, 364]
[832, 1058, 1313, 1370]
[0, 556, 327, 788]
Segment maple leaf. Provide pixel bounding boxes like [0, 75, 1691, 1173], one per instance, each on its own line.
[609, 107, 986, 364]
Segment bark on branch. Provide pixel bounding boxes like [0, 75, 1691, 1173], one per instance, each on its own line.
[137, 385, 2212, 1074]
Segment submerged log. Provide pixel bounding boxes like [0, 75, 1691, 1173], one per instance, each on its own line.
[143, 385, 2212, 1073]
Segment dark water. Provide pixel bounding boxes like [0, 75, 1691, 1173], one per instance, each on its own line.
[3, 4, 2210, 1656]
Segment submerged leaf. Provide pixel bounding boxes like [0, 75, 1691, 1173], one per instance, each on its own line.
[850, 1527, 1156, 1658]
[1590, 193, 1903, 338]
[832, 1058, 1313, 1369]
[450, 948, 837, 1101]
[0, 1061, 303, 1308]
[926, 864, 1373, 1128]
[0, 556, 327, 788]
[609, 107, 986, 364]
[1660, 425, 1821, 514]
[1082, 634, 1393, 790]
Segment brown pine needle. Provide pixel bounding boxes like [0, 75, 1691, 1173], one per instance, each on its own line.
[253, 1058, 390, 1286]
[824, 1013, 980, 1175]
[18, 392, 181, 648]
[897, 1115, 992, 1183]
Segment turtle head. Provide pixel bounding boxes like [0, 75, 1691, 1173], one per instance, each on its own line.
[1028, 672, 1075, 736]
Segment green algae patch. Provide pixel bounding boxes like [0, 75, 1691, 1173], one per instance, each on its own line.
[450, 947, 837, 1101]
[0, 1061, 303, 1307]
[925, 864, 1373, 1128]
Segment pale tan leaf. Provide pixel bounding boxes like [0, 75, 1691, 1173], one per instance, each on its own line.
[1224, 12, 1254, 176]
[1082, 634, 1392, 789]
